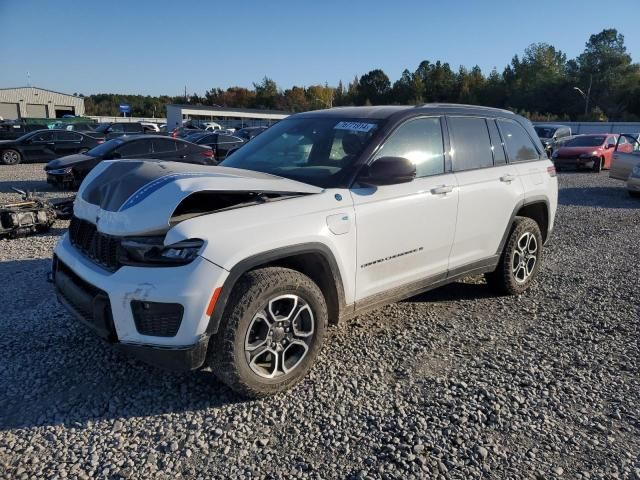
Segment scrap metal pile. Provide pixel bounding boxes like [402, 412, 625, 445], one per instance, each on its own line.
[0, 188, 73, 239]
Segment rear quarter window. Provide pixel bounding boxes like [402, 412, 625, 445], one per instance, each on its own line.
[497, 119, 539, 162]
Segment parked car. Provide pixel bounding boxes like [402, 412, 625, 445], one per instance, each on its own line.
[44, 135, 215, 187]
[95, 122, 145, 140]
[0, 122, 49, 140]
[170, 126, 204, 139]
[140, 122, 162, 133]
[52, 104, 557, 396]
[626, 164, 640, 198]
[234, 126, 268, 141]
[202, 122, 222, 131]
[534, 124, 572, 155]
[610, 133, 640, 181]
[551, 133, 621, 172]
[190, 132, 245, 160]
[0, 129, 102, 165]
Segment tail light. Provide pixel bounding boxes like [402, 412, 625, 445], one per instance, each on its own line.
[200, 149, 214, 159]
[547, 166, 557, 177]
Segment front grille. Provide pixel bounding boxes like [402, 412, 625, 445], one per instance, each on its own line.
[131, 301, 184, 337]
[69, 216, 121, 271]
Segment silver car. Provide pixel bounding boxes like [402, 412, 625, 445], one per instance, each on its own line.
[610, 134, 640, 180]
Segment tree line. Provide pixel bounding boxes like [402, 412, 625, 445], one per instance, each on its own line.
[82, 29, 640, 122]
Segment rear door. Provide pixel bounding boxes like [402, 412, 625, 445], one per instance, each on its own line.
[114, 139, 153, 159]
[53, 131, 84, 157]
[351, 116, 459, 301]
[447, 116, 525, 270]
[151, 138, 178, 160]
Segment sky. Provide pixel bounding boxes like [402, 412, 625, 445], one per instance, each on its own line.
[1, 0, 639, 97]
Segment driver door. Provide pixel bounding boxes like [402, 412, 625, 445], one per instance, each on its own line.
[351, 117, 458, 303]
[612, 134, 640, 180]
[23, 131, 55, 162]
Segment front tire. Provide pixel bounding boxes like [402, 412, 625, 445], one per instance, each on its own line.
[209, 267, 328, 397]
[593, 157, 603, 173]
[486, 217, 543, 295]
[1, 149, 22, 165]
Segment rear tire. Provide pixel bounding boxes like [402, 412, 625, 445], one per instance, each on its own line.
[1, 149, 22, 165]
[485, 217, 543, 295]
[208, 267, 328, 397]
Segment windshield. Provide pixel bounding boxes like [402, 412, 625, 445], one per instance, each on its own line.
[86, 138, 124, 156]
[534, 126, 557, 138]
[564, 136, 606, 147]
[220, 117, 384, 188]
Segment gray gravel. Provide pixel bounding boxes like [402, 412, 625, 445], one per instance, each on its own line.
[0, 164, 638, 479]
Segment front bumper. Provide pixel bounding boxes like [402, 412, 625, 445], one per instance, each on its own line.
[53, 234, 229, 370]
[46, 171, 74, 186]
[554, 157, 597, 169]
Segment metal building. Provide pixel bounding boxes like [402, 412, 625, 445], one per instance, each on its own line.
[166, 104, 290, 130]
[0, 87, 85, 120]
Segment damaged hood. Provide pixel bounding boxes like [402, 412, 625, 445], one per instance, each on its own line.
[74, 160, 322, 236]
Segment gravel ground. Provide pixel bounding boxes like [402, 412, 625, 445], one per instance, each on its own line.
[0, 164, 638, 479]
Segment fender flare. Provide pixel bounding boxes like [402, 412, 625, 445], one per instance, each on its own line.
[496, 196, 551, 255]
[206, 242, 347, 334]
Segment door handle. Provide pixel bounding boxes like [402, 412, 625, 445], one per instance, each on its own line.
[430, 185, 454, 195]
[500, 174, 517, 183]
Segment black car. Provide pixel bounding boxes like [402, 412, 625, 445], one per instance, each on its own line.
[234, 126, 268, 141]
[45, 135, 215, 187]
[0, 122, 49, 140]
[95, 122, 145, 140]
[189, 132, 245, 160]
[0, 129, 102, 165]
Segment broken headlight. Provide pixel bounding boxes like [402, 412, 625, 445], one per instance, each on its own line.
[119, 237, 204, 266]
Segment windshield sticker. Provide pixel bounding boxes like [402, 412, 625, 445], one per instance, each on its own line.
[334, 121, 377, 133]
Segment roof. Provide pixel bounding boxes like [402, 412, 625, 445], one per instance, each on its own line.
[295, 103, 517, 120]
[534, 123, 571, 128]
[0, 86, 83, 98]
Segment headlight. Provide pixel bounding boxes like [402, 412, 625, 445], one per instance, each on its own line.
[119, 237, 204, 266]
[47, 167, 72, 175]
[631, 164, 640, 177]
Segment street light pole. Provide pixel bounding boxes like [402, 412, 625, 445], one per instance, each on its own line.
[573, 74, 593, 117]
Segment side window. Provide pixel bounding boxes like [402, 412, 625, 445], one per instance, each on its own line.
[486, 119, 506, 165]
[31, 131, 53, 142]
[152, 139, 177, 153]
[117, 140, 151, 157]
[497, 119, 539, 162]
[448, 116, 494, 171]
[55, 131, 82, 141]
[124, 123, 142, 133]
[109, 124, 125, 133]
[606, 136, 617, 147]
[374, 117, 444, 178]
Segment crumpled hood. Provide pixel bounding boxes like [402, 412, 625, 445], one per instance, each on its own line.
[73, 160, 322, 236]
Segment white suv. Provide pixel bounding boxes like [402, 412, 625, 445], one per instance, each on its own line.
[53, 105, 558, 397]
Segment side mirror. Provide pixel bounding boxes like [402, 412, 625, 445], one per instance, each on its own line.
[357, 156, 416, 186]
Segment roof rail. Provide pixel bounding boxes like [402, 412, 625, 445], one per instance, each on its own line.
[416, 103, 514, 115]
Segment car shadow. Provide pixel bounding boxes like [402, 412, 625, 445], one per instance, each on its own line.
[403, 279, 497, 304]
[559, 186, 640, 209]
[0, 258, 247, 431]
[0, 179, 58, 194]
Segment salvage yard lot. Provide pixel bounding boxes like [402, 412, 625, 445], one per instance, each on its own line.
[0, 164, 638, 479]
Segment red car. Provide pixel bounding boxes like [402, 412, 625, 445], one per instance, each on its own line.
[551, 134, 630, 172]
